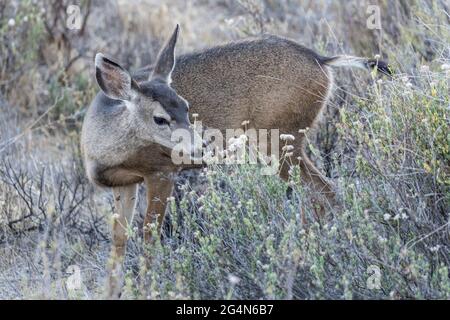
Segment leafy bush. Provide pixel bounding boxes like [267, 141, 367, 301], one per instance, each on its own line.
[126, 74, 450, 298]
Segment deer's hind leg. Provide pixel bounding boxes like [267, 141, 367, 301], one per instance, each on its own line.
[280, 139, 336, 218]
[106, 184, 138, 299]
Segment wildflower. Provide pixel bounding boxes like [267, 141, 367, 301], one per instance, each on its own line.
[383, 213, 391, 221]
[401, 213, 409, 220]
[400, 76, 409, 83]
[225, 18, 234, 26]
[241, 120, 250, 126]
[238, 134, 248, 143]
[429, 245, 441, 253]
[298, 127, 310, 135]
[393, 214, 401, 221]
[8, 18, 15, 27]
[166, 196, 175, 202]
[280, 134, 295, 141]
[228, 141, 238, 152]
[112, 213, 120, 220]
[285, 152, 294, 157]
[441, 63, 450, 71]
[405, 82, 413, 88]
[378, 236, 387, 244]
[374, 54, 381, 59]
[228, 274, 240, 285]
[377, 79, 383, 85]
[227, 135, 247, 154]
[420, 65, 430, 73]
[228, 135, 247, 146]
[282, 145, 294, 152]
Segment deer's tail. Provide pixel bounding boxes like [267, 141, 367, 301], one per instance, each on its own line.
[321, 55, 393, 76]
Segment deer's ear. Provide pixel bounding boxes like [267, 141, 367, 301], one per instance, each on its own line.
[95, 53, 134, 101]
[150, 24, 179, 84]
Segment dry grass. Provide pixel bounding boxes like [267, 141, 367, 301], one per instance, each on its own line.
[0, 0, 449, 299]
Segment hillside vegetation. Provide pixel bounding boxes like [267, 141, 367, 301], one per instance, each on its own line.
[0, 0, 449, 299]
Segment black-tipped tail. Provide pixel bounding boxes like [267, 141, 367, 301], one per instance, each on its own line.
[321, 55, 393, 77]
[366, 59, 393, 77]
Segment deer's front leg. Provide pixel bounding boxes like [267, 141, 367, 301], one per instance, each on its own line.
[143, 173, 174, 246]
[107, 184, 137, 299]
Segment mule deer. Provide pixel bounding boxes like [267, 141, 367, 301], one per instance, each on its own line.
[81, 25, 391, 297]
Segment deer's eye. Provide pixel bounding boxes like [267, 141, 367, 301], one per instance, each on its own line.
[153, 116, 170, 126]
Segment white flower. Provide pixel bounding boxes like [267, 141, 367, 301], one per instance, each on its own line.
[238, 134, 248, 143]
[441, 63, 450, 71]
[280, 134, 295, 141]
[298, 127, 310, 135]
[401, 213, 409, 220]
[282, 145, 294, 152]
[228, 144, 237, 152]
[383, 214, 391, 221]
[8, 18, 15, 27]
[429, 245, 441, 253]
[377, 79, 383, 85]
[228, 274, 240, 285]
[393, 214, 401, 221]
[241, 120, 250, 126]
[420, 65, 430, 73]
[227, 135, 247, 153]
[225, 18, 235, 26]
[405, 82, 413, 88]
[112, 213, 120, 220]
[378, 236, 387, 244]
[166, 196, 175, 202]
[374, 54, 381, 59]
[285, 152, 294, 157]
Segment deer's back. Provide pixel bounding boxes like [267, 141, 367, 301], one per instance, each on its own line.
[137, 35, 332, 131]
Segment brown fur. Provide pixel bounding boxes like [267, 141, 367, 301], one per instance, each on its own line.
[82, 30, 388, 298]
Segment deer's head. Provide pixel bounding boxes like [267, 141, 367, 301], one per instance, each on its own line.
[94, 25, 202, 163]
